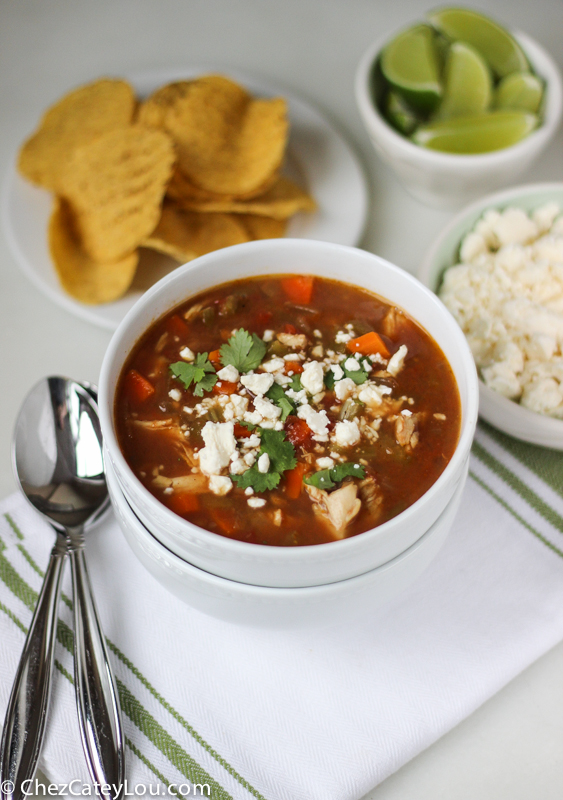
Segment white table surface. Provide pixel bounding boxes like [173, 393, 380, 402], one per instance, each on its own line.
[1, 1, 562, 797]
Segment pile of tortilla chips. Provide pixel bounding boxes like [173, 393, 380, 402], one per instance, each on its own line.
[18, 76, 316, 304]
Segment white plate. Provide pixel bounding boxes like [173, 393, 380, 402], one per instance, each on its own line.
[2, 66, 368, 330]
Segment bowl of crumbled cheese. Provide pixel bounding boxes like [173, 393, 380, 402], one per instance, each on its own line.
[419, 182, 563, 448]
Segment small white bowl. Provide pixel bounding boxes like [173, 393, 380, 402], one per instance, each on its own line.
[419, 181, 563, 449]
[355, 29, 563, 210]
[99, 238, 478, 587]
[106, 453, 467, 628]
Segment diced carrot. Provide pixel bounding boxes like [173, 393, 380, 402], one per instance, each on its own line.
[213, 380, 238, 395]
[346, 331, 390, 358]
[284, 415, 312, 447]
[210, 508, 237, 537]
[234, 422, 253, 438]
[282, 322, 298, 334]
[256, 311, 273, 327]
[167, 492, 200, 516]
[281, 276, 314, 305]
[284, 462, 306, 499]
[166, 314, 189, 339]
[124, 369, 155, 404]
[284, 360, 303, 375]
[208, 349, 222, 368]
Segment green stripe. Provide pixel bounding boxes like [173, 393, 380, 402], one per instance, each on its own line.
[108, 642, 268, 800]
[4, 513, 24, 540]
[479, 421, 563, 500]
[126, 738, 187, 797]
[472, 440, 563, 535]
[470, 471, 563, 560]
[14, 540, 267, 800]
[0, 543, 233, 796]
[118, 682, 231, 799]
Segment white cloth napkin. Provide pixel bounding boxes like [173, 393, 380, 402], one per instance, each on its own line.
[1, 422, 563, 800]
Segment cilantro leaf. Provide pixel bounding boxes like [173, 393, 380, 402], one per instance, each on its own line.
[220, 328, 266, 372]
[324, 370, 335, 390]
[343, 364, 369, 385]
[231, 428, 296, 493]
[266, 383, 296, 422]
[305, 462, 365, 491]
[170, 353, 217, 395]
[290, 374, 302, 391]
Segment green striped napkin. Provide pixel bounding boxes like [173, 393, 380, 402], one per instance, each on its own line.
[0, 421, 562, 800]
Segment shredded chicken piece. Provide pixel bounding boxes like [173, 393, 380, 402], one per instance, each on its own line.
[305, 482, 361, 539]
[132, 418, 175, 430]
[276, 332, 308, 349]
[154, 332, 169, 353]
[359, 477, 383, 521]
[272, 509, 283, 527]
[395, 413, 420, 449]
[132, 418, 197, 466]
[381, 306, 405, 339]
[183, 302, 203, 322]
[152, 473, 208, 492]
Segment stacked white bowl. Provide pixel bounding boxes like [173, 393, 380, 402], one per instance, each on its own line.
[98, 239, 479, 628]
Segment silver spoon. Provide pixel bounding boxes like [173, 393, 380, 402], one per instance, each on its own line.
[1, 377, 124, 799]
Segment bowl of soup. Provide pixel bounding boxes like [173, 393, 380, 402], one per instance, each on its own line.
[99, 238, 478, 588]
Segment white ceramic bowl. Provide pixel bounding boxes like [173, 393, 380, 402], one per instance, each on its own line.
[106, 452, 467, 628]
[355, 29, 563, 210]
[99, 238, 478, 587]
[419, 181, 563, 449]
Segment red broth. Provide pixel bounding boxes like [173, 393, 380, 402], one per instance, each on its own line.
[115, 275, 461, 546]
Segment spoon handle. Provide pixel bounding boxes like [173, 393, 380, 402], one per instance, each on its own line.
[69, 548, 125, 793]
[0, 539, 67, 800]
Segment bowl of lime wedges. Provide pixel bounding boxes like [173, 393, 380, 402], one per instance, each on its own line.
[355, 7, 562, 209]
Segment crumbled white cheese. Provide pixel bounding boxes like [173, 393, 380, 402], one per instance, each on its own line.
[261, 357, 285, 373]
[439, 203, 563, 417]
[208, 475, 232, 496]
[262, 329, 274, 342]
[330, 364, 344, 381]
[254, 396, 282, 420]
[277, 332, 307, 349]
[257, 453, 270, 473]
[179, 346, 195, 361]
[216, 364, 239, 383]
[240, 373, 274, 396]
[300, 361, 324, 395]
[387, 345, 408, 376]
[198, 421, 237, 476]
[316, 456, 335, 469]
[344, 357, 361, 372]
[168, 388, 182, 402]
[248, 497, 266, 508]
[297, 404, 330, 436]
[245, 486, 254, 495]
[334, 378, 357, 401]
[333, 420, 361, 447]
[335, 330, 353, 344]
[311, 345, 324, 358]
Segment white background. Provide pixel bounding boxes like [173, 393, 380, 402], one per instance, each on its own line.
[0, 1, 562, 797]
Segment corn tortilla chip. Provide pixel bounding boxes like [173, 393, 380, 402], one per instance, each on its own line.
[49, 199, 138, 304]
[238, 215, 287, 239]
[166, 165, 279, 204]
[136, 81, 193, 130]
[59, 126, 175, 262]
[18, 78, 135, 191]
[148, 74, 288, 196]
[142, 201, 251, 262]
[169, 174, 316, 219]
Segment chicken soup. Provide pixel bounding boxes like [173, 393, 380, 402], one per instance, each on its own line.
[115, 275, 461, 545]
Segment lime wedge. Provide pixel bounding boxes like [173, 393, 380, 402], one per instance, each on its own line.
[381, 24, 442, 113]
[438, 41, 492, 118]
[495, 71, 544, 113]
[412, 110, 538, 153]
[427, 7, 529, 78]
[384, 91, 419, 135]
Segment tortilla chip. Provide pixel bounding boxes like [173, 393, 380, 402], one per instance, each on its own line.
[18, 78, 135, 191]
[59, 126, 175, 262]
[239, 214, 287, 239]
[49, 199, 138, 304]
[136, 81, 193, 130]
[169, 174, 316, 219]
[166, 165, 279, 202]
[142, 201, 251, 262]
[144, 74, 288, 196]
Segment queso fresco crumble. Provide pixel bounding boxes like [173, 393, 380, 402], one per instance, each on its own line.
[439, 202, 563, 418]
[115, 275, 461, 546]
